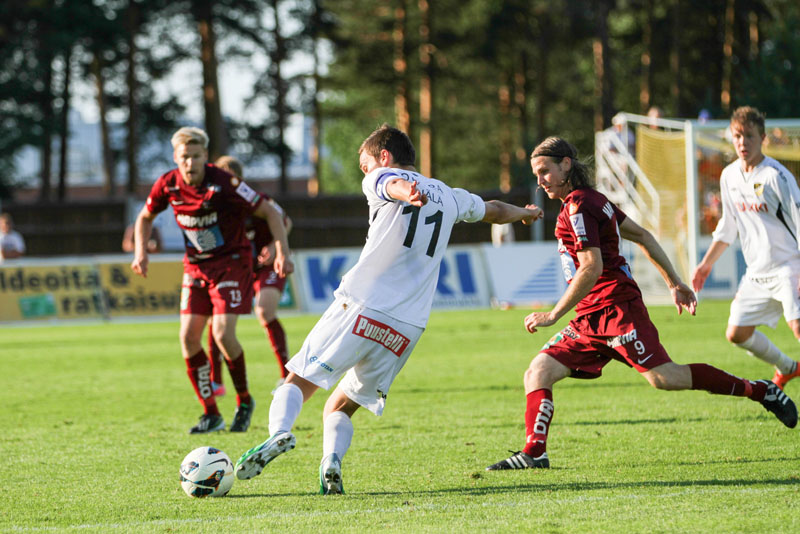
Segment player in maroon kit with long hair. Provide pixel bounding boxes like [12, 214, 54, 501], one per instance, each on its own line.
[131, 127, 294, 434]
[207, 156, 293, 397]
[486, 136, 797, 471]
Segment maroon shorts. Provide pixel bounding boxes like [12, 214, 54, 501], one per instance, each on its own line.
[180, 254, 254, 316]
[253, 265, 287, 294]
[540, 298, 673, 379]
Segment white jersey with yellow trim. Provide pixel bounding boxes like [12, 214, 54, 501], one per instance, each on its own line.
[712, 156, 800, 275]
[334, 166, 486, 328]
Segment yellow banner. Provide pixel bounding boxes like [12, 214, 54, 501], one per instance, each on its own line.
[0, 258, 183, 322]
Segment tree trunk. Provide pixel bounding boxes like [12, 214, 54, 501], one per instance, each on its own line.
[535, 17, 547, 146]
[418, 0, 432, 176]
[57, 47, 72, 201]
[721, 0, 736, 113]
[195, 0, 228, 160]
[514, 50, 530, 177]
[748, 10, 759, 61]
[592, 0, 613, 132]
[37, 13, 54, 202]
[639, 0, 653, 114]
[669, 0, 682, 114]
[498, 78, 511, 193]
[270, 0, 289, 193]
[307, 1, 323, 196]
[126, 0, 139, 195]
[393, 0, 410, 133]
[92, 54, 115, 196]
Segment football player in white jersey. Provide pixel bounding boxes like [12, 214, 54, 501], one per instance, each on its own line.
[234, 123, 543, 493]
[693, 106, 800, 390]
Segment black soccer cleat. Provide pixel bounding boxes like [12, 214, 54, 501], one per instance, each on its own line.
[189, 413, 225, 434]
[758, 380, 798, 429]
[229, 399, 256, 432]
[486, 450, 550, 471]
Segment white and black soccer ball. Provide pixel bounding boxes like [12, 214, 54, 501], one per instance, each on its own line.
[179, 447, 234, 498]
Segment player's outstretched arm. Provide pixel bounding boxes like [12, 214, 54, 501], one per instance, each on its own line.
[482, 201, 543, 225]
[691, 240, 728, 292]
[130, 207, 156, 278]
[385, 179, 428, 206]
[253, 199, 294, 277]
[619, 217, 696, 315]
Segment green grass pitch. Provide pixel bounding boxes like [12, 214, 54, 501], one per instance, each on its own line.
[2, 300, 799, 533]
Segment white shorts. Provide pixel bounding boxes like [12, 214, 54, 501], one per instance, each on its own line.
[286, 296, 423, 416]
[729, 268, 800, 328]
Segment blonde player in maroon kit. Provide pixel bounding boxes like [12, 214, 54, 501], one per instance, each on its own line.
[486, 136, 797, 471]
[131, 127, 294, 434]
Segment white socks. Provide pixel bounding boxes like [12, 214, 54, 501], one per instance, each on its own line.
[268, 383, 304, 436]
[323, 411, 354, 461]
[736, 330, 796, 375]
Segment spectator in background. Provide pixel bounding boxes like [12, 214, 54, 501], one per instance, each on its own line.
[0, 213, 25, 262]
[646, 106, 664, 129]
[208, 155, 294, 397]
[122, 223, 162, 253]
[491, 223, 515, 247]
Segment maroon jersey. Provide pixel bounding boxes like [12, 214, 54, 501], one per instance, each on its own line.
[145, 164, 263, 264]
[246, 194, 288, 270]
[555, 188, 641, 315]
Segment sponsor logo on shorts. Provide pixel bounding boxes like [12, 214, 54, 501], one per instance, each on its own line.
[607, 328, 637, 348]
[562, 325, 579, 340]
[352, 315, 410, 357]
[309, 355, 333, 373]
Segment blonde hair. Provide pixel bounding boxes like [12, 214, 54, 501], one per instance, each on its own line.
[171, 127, 209, 150]
[215, 155, 244, 178]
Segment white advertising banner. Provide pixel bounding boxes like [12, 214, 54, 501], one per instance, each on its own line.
[292, 245, 491, 314]
[482, 242, 567, 306]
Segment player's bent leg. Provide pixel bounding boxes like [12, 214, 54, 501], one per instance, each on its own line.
[319, 391, 358, 494]
[179, 313, 209, 358]
[726, 324, 755, 345]
[487, 353, 567, 471]
[642, 362, 692, 391]
[524, 352, 571, 393]
[772, 319, 800, 390]
[658, 361, 797, 428]
[211, 313, 242, 361]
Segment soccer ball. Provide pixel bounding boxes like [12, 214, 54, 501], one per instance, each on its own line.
[179, 447, 235, 498]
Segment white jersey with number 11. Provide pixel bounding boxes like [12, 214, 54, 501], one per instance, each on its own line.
[335, 166, 486, 328]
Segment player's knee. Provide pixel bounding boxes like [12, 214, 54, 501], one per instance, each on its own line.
[645, 370, 683, 390]
[255, 307, 275, 326]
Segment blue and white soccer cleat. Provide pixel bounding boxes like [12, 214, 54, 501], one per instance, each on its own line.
[319, 453, 344, 495]
[235, 431, 296, 480]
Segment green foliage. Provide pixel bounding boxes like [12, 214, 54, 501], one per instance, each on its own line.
[1, 302, 799, 532]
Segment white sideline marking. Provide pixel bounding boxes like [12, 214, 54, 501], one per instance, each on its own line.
[8, 486, 791, 532]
